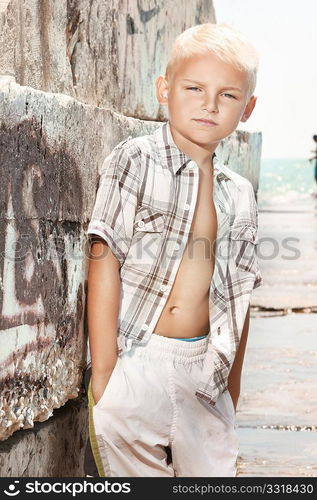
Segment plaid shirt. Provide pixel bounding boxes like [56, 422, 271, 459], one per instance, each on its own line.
[87, 120, 263, 406]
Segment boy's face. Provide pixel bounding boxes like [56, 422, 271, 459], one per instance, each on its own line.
[156, 52, 257, 151]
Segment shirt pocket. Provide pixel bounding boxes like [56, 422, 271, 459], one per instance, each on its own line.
[229, 223, 258, 274]
[133, 205, 166, 233]
[125, 206, 166, 272]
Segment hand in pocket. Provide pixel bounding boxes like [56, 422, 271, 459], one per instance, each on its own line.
[91, 370, 114, 405]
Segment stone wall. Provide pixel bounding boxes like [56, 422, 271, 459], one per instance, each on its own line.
[216, 130, 262, 194]
[0, 397, 87, 477]
[0, 0, 215, 119]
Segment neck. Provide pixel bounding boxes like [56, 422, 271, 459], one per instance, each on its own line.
[169, 122, 219, 170]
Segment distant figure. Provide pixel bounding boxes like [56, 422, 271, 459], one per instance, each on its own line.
[309, 134, 317, 195]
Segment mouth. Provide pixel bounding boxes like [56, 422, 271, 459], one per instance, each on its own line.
[193, 118, 218, 127]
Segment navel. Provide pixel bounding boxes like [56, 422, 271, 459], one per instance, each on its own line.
[169, 306, 180, 314]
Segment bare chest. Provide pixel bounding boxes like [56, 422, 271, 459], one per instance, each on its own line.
[153, 168, 217, 337]
[188, 168, 217, 243]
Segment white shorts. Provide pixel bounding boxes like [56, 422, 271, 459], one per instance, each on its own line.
[88, 332, 239, 477]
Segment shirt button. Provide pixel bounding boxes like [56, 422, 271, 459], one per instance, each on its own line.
[174, 244, 181, 251]
[160, 284, 167, 292]
[184, 203, 190, 211]
[142, 323, 149, 330]
[137, 220, 145, 228]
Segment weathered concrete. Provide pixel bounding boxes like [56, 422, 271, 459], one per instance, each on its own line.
[0, 395, 88, 477]
[216, 130, 262, 194]
[0, 0, 74, 96]
[0, 1, 10, 13]
[0, 0, 215, 119]
[0, 78, 154, 441]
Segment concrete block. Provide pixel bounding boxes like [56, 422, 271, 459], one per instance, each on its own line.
[0, 0, 216, 119]
[0, 396, 88, 477]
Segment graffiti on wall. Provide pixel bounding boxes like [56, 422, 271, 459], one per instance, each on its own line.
[0, 117, 88, 439]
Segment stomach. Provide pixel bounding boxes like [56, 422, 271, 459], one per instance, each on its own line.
[153, 290, 211, 338]
[122, 244, 215, 338]
[154, 239, 215, 338]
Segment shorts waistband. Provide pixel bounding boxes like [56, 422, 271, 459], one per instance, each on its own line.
[127, 331, 210, 362]
[171, 334, 208, 342]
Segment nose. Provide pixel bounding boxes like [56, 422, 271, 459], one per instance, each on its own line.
[202, 93, 218, 113]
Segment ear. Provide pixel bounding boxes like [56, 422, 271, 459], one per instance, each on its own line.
[155, 75, 169, 105]
[240, 96, 257, 122]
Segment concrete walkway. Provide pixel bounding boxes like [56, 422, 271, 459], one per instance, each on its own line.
[236, 195, 317, 477]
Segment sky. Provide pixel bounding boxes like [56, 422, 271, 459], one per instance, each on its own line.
[213, 0, 317, 158]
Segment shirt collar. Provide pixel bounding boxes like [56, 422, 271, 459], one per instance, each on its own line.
[153, 120, 234, 182]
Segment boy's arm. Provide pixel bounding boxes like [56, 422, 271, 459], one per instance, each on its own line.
[227, 304, 250, 411]
[86, 143, 140, 403]
[87, 239, 121, 404]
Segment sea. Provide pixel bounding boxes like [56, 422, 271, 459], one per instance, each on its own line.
[257, 158, 317, 211]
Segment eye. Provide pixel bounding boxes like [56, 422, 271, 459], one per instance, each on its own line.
[186, 87, 201, 92]
[221, 93, 236, 99]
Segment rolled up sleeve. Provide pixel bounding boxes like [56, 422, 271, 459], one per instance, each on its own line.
[87, 144, 140, 266]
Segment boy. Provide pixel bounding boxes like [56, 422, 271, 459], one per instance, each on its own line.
[85, 23, 262, 477]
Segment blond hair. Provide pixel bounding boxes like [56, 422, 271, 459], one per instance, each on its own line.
[165, 23, 259, 100]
